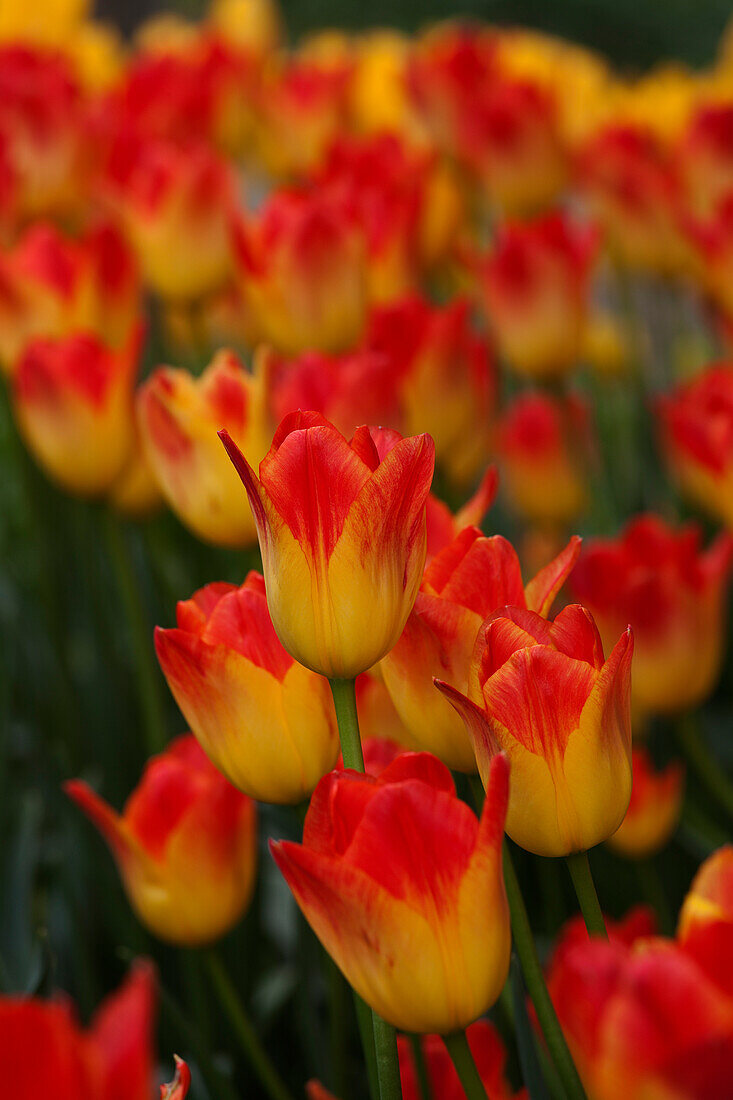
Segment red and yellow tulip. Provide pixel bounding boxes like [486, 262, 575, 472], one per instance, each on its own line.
[608, 748, 684, 858]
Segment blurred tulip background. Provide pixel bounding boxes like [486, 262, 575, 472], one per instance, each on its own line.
[3, 0, 733, 1097]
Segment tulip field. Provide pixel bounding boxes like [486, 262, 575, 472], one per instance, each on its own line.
[5, 1, 733, 1098]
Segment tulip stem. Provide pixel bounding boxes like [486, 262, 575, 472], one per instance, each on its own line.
[328, 676, 402, 1099]
[355, 993, 381, 1100]
[409, 1034, 433, 1100]
[443, 1031, 488, 1100]
[203, 949, 295, 1100]
[503, 844, 589, 1100]
[565, 852, 608, 938]
[675, 714, 733, 823]
[509, 954, 551, 1100]
[329, 677, 365, 771]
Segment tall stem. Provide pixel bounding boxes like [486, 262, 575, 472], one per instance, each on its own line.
[328, 677, 402, 1100]
[565, 852, 608, 938]
[443, 1031, 488, 1100]
[503, 845, 588, 1100]
[510, 954, 551, 1100]
[204, 950, 294, 1100]
[355, 993, 381, 1100]
[676, 714, 733, 822]
[408, 1034, 432, 1100]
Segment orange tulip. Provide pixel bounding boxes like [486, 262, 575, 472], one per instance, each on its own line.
[155, 573, 339, 804]
[381, 528, 580, 770]
[439, 604, 633, 856]
[220, 412, 434, 679]
[13, 328, 139, 496]
[271, 751, 510, 1033]
[572, 515, 733, 715]
[137, 349, 272, 547]
[608, 748, 684, 859]
[65, 734, 257, 946]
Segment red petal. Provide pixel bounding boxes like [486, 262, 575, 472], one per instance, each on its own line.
[90, 960, 156, 1100]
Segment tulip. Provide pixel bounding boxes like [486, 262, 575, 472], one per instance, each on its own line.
[478, 211, 598, 379]
[678, 845, 733, 1000]
[13, 328, 139, 496]
[399, 1020, 525, 1100]
[572, 515, 733, 715]
[271, 751, 511, 1034]
[104, 132, 237, 300]
[438, 604, 633, 857]
[108, 426, 164, 518]
[607, 748, 684, 858]
[658, 364, 733, 530]
[65, 734, 257, 945]
[155, 572, 339, 804]
[235, 188, 367, 355]
[678, 103, 733, 219]
[0, 960, 158, 1100]
[220, 412, 434, 679]
[381, 528, 580, 771]
[497, 392, 588, 527]
[137, 349, 272, 547]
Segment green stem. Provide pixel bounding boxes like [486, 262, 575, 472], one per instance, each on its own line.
[329, 677, 365, 770]
[565, 852, 608, 938]
[373, 1013, 403, 1100]
[328, 677, 401, 1099]
[503, 845, 588, 1100]
[443, 1031, 488, 1100]
[355, 992, 381, 1100]
[102, 510, 167, 757]
[408, 1034, 432, 1100]
[204, 949, 294, 1100]
[676, 714, 733, 822]
[509, 955, 551, 1100]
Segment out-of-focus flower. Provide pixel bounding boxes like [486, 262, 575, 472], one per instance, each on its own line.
[155, 573, 339, 804]
[0, 0, 89, 46]
[381, 528, 580, 771]
[497, 392, 589, 527]
[108, 426, 164, 519]
[13, 328, 139, 496]
[477, 211, 597, 378]
[582, 311, 629, 377]
[399, 1020, 526, 1100]
[272, 751, 510, 1033]
[367, 295, 495, 485]
[66, 734, 257, 946]
[348, 31, 425, 141]
[572, 515, 733, 715]
[221, 413, 434, 679]
[160, 1056, 191, 1100]
[547, 924, 733, 1099]
[608, 748, 684, 858]
[409, 24, 567, 212]
[104, 132, 237, 300]
[678, 103, 733, 219]
[678, 846, 733, 1004]
[577, 124, 687, 274]
[439, 604, 633, 856]
[684, 193, 733, 319]
[0, 960, 157, 1100]
[209, 0, 281, 56]
[68, 20, 126, 94]
[658, 364, 733, 529]
[0, 46, 84, 223]
[235, 189, 367, 355]
[137, 350, 272, 547]
[0, 221, 140, 376]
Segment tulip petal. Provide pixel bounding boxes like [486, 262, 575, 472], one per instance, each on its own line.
[550, 604, 605, 669]
[524, 535, 581, 615]
[424, 531, 526, 617]
[90, 959, 156, 1100]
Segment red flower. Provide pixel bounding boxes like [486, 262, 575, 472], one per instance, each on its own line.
[399, 1020, 526, 1100]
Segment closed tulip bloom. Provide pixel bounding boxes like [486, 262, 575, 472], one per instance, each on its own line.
[272, 751, 510, 1034]
[65, 734, 257, 946]
[137, 350, 272, 547]
[572, 515, 733, 715]
[13, 328, 139, 496]
[381, 527, 580, 770]
[438, 604, 633, 857]
[0, 961, 159, 1100]
[155, 573, 339, 804]
[608, 748, 684, 859]
[220, 412, 434, 678]
[478, 212, 597, 379]
[658, 364, 733, 530]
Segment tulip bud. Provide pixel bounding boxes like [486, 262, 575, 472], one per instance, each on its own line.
[235, 189, 367, 355]
[65, 735, 257, 946]
[607, 748, 684, 858]
[658, 363, 733, 530]
[478, 211, 597, 379]
[137, 349, 272, 547]
[156, 573, 339, 804]
[220, 412, 434, 679]
[13, 329, 139, 496]
[381, 528, 580, 771]
[438, 604, 633, 857]
[272, 751, 510, 1034]
[572, 515, 733, 715]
